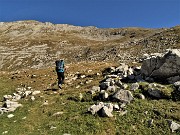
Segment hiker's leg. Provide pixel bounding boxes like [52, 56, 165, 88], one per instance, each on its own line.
[61, 72, 65, 84]
[57, 72, 61, 85]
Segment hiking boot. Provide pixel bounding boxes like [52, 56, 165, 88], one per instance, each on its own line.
[58, 84, 62, 89]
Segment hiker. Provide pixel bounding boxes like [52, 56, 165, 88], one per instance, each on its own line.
[55, 59, 65, 89]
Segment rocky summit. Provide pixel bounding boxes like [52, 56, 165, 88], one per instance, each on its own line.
[0, 21, 180, 135]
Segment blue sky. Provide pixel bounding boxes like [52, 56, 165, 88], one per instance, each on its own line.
[0, 0, 179, 28]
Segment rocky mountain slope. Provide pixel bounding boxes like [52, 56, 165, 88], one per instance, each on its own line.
[0, 20, 180, 71]
[0, 21, 180, 134]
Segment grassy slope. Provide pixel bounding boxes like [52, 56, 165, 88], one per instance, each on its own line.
[0, 62, 179, 135]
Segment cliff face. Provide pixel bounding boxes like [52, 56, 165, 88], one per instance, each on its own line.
[0, 20, 179, 71]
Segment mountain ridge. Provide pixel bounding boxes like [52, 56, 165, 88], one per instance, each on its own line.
[0, 20, 179, 71]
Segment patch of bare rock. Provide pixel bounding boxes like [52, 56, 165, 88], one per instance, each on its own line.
[0, 86, 41, 115]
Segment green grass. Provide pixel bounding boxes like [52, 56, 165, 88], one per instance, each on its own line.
[0, 71, 180, 135]
[2, 96, 179, 135]
[0, 76, 17, 100]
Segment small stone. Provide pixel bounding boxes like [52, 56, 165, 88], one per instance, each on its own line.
[90, 86, 100, 94]
[136, 93, 145, 99]
[115, 79, 123, 87]
[106, 75, 118, 79]
[130, 83, 139, 91]
[24, 91, 32, 97]
[76, 85, 80, 89]
[22, 116, 27, 119]
[31, 74, 37, 78]
[32, 91, 41, 95]
[0, 109, 3, 115]
[107, 85, 116, 92]
[12, 93, 21, 101]
[42, 100, 48, 106]
[52, 112, 64, 116]
[174, 81, 180, 88]
[144, 111, 148, 115]
[79, 93, 83, 101]
[88, 102, 104, 115]
[4, 100, 22, 112]
[7, 114, 14, 118]
[99, 106, 113, 117]
[120, 103, 127, 108]
[80, 75, 86, 78]
[27, 87, 32, 90]
[3, 95, 12, 101]
[113, 104, 120, 111]
[50, 126, 57, 130]
[167, 120, 180, 132]
[31, 96, 35, 101]
[112, 90, 134, 103]
[88, 70, 92, 73]
[2, 131, 8, 134]
[148, 119, 153, 127]
[100, 91, 109, 99]
[100, 82, 110, 90]
[85, 80, 92, 84]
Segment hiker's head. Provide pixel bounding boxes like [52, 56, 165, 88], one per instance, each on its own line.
[60, 59, 64, 62]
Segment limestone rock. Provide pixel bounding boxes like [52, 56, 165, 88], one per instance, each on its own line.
[147, 88, 162, 99]
[31, 96, 35, 101]
[106, 85, 116, 92]
[167, 120, 180, 132]
[88, 102, 104, 115]
[99, 90, 109, 99]
[100, 82, 110, 90]
[174, 81, 180, 88]
[4, 100, 22, 112]
[115, 79, 123, 87]
[104, 103, 114, 112]
[24, 91, 32, 97]
[52, 111, 64, 116]
[3, 95, 13, 101]
[148, 119, 153, 127]
[32, 91, 41, 95]
[136, 93, 145, 99]
[12, 93, 21, 101]
[167, 76, 180, 84]
[99, 106, 113, 117]
[89, 86, 100, 94]
[113, 104, 120, 111]
[141, 49, 180, 81]
[7, 114, 14, 118]
[2, 131, 8, 134]
[130, 83, 139, 91]
[112, 90, 134, 103]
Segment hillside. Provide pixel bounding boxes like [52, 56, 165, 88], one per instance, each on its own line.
[0, 21, 180, 135]
[0, 20, 179, 71]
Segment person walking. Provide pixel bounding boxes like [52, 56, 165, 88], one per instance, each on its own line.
[55, 59, 65, 89]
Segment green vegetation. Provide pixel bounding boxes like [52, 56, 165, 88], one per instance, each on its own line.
[0, 63, 179, 135]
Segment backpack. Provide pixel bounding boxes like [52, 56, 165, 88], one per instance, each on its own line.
[55, 60, 64, 72]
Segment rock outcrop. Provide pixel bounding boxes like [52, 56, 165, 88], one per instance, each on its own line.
[141, 49, 180, 82]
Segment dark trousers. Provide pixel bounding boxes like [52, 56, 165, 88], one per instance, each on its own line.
[57, 72, 65, 85]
